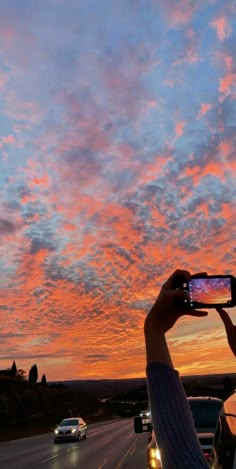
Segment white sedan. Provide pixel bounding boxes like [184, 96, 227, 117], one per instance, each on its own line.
[54, 417, 87, 443]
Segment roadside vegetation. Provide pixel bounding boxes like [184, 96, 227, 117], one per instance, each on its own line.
[0, 361, 116, 442]
[0, 361, 235, 442]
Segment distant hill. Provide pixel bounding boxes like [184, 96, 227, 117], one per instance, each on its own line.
[50, 372, 236, 397]
[182, 373, 236, 383]
[50, 377, 147, 397]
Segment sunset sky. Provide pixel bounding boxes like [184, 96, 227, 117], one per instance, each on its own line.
[0, 0, 236, 381]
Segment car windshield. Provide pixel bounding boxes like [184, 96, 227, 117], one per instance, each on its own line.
[189, 401, 222, 428]
[59, 419, 78, 427]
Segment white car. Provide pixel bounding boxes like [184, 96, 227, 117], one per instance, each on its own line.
[54, 417, 87, 443]
[140, 409, 152, 429]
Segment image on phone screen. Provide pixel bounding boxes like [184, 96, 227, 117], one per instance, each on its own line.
[188, 278, 232, 305]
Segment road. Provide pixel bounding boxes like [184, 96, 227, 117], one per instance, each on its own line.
[0, 419, 148, 469]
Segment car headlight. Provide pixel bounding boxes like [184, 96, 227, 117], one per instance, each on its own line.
[54, 429, 59, 434]
[72, 428, 76, 433]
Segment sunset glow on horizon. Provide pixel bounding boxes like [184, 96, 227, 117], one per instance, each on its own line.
[0, 0, 236, 381]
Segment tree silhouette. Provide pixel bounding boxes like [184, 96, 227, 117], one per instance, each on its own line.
[41, 374, 47, 386]
[16, 368, 26, 380]
[10, 361, 17, 377]
[29, 364, 38, 383]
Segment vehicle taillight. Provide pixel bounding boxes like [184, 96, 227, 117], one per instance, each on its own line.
[203, 451, 212, 463]
[148, 448, 162, 468]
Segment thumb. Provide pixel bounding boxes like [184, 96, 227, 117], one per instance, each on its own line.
[216, 307, 233, 328]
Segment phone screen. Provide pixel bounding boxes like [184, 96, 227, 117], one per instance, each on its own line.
[187, 277, 232, 305]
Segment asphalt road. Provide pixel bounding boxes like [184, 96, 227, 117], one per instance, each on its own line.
[0, 419, 148, 469]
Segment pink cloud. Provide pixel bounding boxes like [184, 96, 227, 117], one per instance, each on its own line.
[2, 134, 15, 145]
[225, 55, 233, 72]
[157, 0, 197, 27]
[218, 139, 234, 158]
[175, 120, 185, 137]
[197, 103, 212, 118]
[5, 93, 43, 126]
[219, 73, 236, 94]
[63, 222, 76, 232]
[173, 28, 200, 66]
[217, 53, 236, 98]
[211, 16, 232, 41]
[0, 73, 8, 92]
[31, 175, 50, 188]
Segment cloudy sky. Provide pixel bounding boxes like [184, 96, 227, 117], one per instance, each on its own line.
[0, 0, 236, 381]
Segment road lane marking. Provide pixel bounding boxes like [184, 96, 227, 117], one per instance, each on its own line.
[97, 459, 107, 468]
[89, 421, 127, 438]
[130, 445, 136, 456]
[98, 437, 112, 449]
[36, 454, 59, 466]
[115, 435, 140, 469]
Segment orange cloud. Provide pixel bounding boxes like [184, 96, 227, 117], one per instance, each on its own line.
[63, 222, 77, 232]
[138, 155, 168, 184]
[198, 103, 212, 118]
[219, 73, 236, 94]
[32, 175, 50, 187]
[21, 194, 33, 205]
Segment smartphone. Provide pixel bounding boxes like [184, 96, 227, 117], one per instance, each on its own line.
[182, 275, 236, 309]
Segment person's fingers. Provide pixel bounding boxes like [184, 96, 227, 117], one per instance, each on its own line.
[163, 269, 191, 290]
[216, 308, 233, 327]
[171, 290, 207, 316]
[188, 310, 208, 317]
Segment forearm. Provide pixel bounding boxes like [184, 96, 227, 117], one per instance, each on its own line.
[144, 320, 174, 368]
[146, 363, 209, 468]
[144, 322, 209, 468]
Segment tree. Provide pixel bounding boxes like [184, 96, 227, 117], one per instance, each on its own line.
[41, 374, 47, 386]
[16, 368, 26, 380]
[10, 361, 17, 377]
[29, 364, 38, 383]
